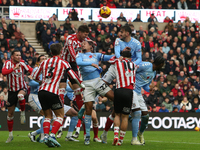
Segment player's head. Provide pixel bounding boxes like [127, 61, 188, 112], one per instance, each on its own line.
[153, 55, 165, 70]
[120, 25, 131, 40]
[77, 25, 89, 41]
[50, 43, 62, 56]
[81, 40, 94, 53]
[120, 50, 131, 58]
[11, 50, 21, 63]
[37, 55, 47, 63]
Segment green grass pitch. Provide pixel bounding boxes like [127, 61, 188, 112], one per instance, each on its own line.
[0, 131, 200, 150]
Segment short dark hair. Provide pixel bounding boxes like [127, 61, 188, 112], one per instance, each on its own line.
[153, 55, 165, 65]
[78, 25, 89, 33]
[11, 50, 21, 56]
[37, 55, 45, 62]
[50, 43, 62, 56]
[121, 25, 132, 35]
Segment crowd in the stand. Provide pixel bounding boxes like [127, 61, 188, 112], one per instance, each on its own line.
[1, 0, 200, 10]
[1, 5, 200, 113]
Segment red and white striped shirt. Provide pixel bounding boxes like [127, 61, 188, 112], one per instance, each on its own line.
[109, 57, 137, 89]
[61, 34, 91, 62]
[2, 60, 33, 91]
[32, 56, 82, 95]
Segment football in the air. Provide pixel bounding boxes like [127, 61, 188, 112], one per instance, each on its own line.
[195, 126, 199, 131]
[99, 6, 111, 18]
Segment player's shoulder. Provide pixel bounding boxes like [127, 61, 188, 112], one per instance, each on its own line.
[115, 38, 122, 46]
[4, 60, 11, 64]
[138, 61, 153, 69]
[131, 37, 140, 44]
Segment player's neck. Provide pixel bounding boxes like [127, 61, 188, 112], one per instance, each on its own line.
[125, 36, 131, 42]
[12, 59, 19, 64]
[76, 34, 81, 41]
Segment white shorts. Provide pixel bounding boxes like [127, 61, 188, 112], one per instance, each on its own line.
[83, 78, 111, 102]
[102, 65, 116, 84]
[28, 93, 42, 114]
[53, 104, 72, 120]
[132, 91, 148, 111]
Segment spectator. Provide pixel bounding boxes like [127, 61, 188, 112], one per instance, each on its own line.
[42, 29, 52, 54]
[102, 35, 112, 52]
[179, 105, 188, 112]
[89, 0, 96, 7]
[66, 0, 73, 7]
[194, 77, 200, 90]
[0, 87, 8, 101]
[46, 19, 56, 34]
[108, 1, 116, 8]
[145, 36, 154, 52]
[148, 20, 158, 32]
[64, 19, 71, 31]
[142, 52, 151, 62]
[23, 51, 32, 63]
[36, 19, 45, 42]
[180, 96, 192, 111]
[133, 14, 142, 22]
[166, 70, 177, 86]
[15, 42, 22, 52]
[52, 0, 61, 7]
[71, 8, 79, 21]
[172, 84, 181, 97]
[98, 19, 106, 30]
[25, 0, 35, 6]
[162, 97, 173, 112]
[107, 19, 115, 31]
[68, 24, 76, 35]
[160, 82, 171, 95]
[162, 42, 170, 54]
[48, 35, 59, 50]
[3, 23, 11, 39]
[0, 33, 8, 50]
[158, 104, 169, 112]
[35, 0, 43, 6]
[14, 27, 23, 41]
[147, 13, 158, 22]
[56, 24, 65, 38]
[18, 34, 27, 47]
[146, 88, 159, 107]
[9, 35, 18, 48]
[191, 97, 200, 112]
[96, 36, 102, 50]
[99, 30, 107, 42]
[177, 0, 188, 9]
[187, 60, 195, 75]
[173, 99, 180, 111]
[117, 12, 127, 22]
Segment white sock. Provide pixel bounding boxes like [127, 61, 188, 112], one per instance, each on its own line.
[103, 130, 108, 135]
[9, 131, 13, 137]
[132, 137, 137, 141]
[50, 133, 55, 137]
[76, 127, 80, 133]
[59, 126, 63, 131]
[40, 133, 44, 140]
[67, 132, 73, 137]
[32, 131, 37, 136]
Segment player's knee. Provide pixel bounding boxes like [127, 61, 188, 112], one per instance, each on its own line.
[92, 115, 97, 123]
[17, 94, 24, 101]
[132, 110, 141, 118]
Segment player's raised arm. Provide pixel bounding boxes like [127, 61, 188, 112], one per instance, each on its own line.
[114, 38, 121, 58]
[76, 53, 95, 66]
[134, 41, 142, 65]
[32, 61, 44, 81]
[67, 37, 77, 61]
[98, 53, 115, 62]
[20, 61, 33, 74]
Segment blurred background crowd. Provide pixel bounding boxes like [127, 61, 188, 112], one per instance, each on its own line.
[0, 0, 200, 113]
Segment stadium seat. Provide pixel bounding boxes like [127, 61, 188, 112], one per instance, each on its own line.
[144, 30, 148, 34]
[156, 106, 160, 112]
[158, 30, 163, 35]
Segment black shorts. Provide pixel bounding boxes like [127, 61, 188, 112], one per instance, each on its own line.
[61, 62, 78, 84]
[7, 89, 27, 107]
[114, 88, 133, 115]
[64, 95, 79, 112]
[38, 90, 63, 111]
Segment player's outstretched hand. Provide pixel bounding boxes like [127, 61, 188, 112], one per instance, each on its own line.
[91, 63, 99, 69]
[28, 75, 33, 79]
[13, 63, 21, 70]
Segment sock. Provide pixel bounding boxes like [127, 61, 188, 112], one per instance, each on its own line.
[76, 119, 82, 128]
[139, 114, 149, 134]
[51, 117, 63, 135]
[7, 116, 14, 133]
[114, 127, 119, 137]
[59, 88, 65, 103]
[34, 116, 45, 135]
[119, 130, 126, 143]
[131, 110, 141, 138]
[43, 118, 51, 135]
[105, 115, 114, 132]
[93, 123, 98, 138]
[84, 115, 92, 137]
[18, 94, 25, 111]
[69, 116, 78, 132]
[67, 132, 73, 137]
[75, 94, 83, 110]
[132, 137, 137, 141]
[9, 131, 13, 137]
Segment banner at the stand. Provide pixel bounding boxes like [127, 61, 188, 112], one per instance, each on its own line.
[0, 112, 200, 131]
[140, 9, 175, 22]
[9, 6, 57, 20]
[175, 10, 200, 22]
